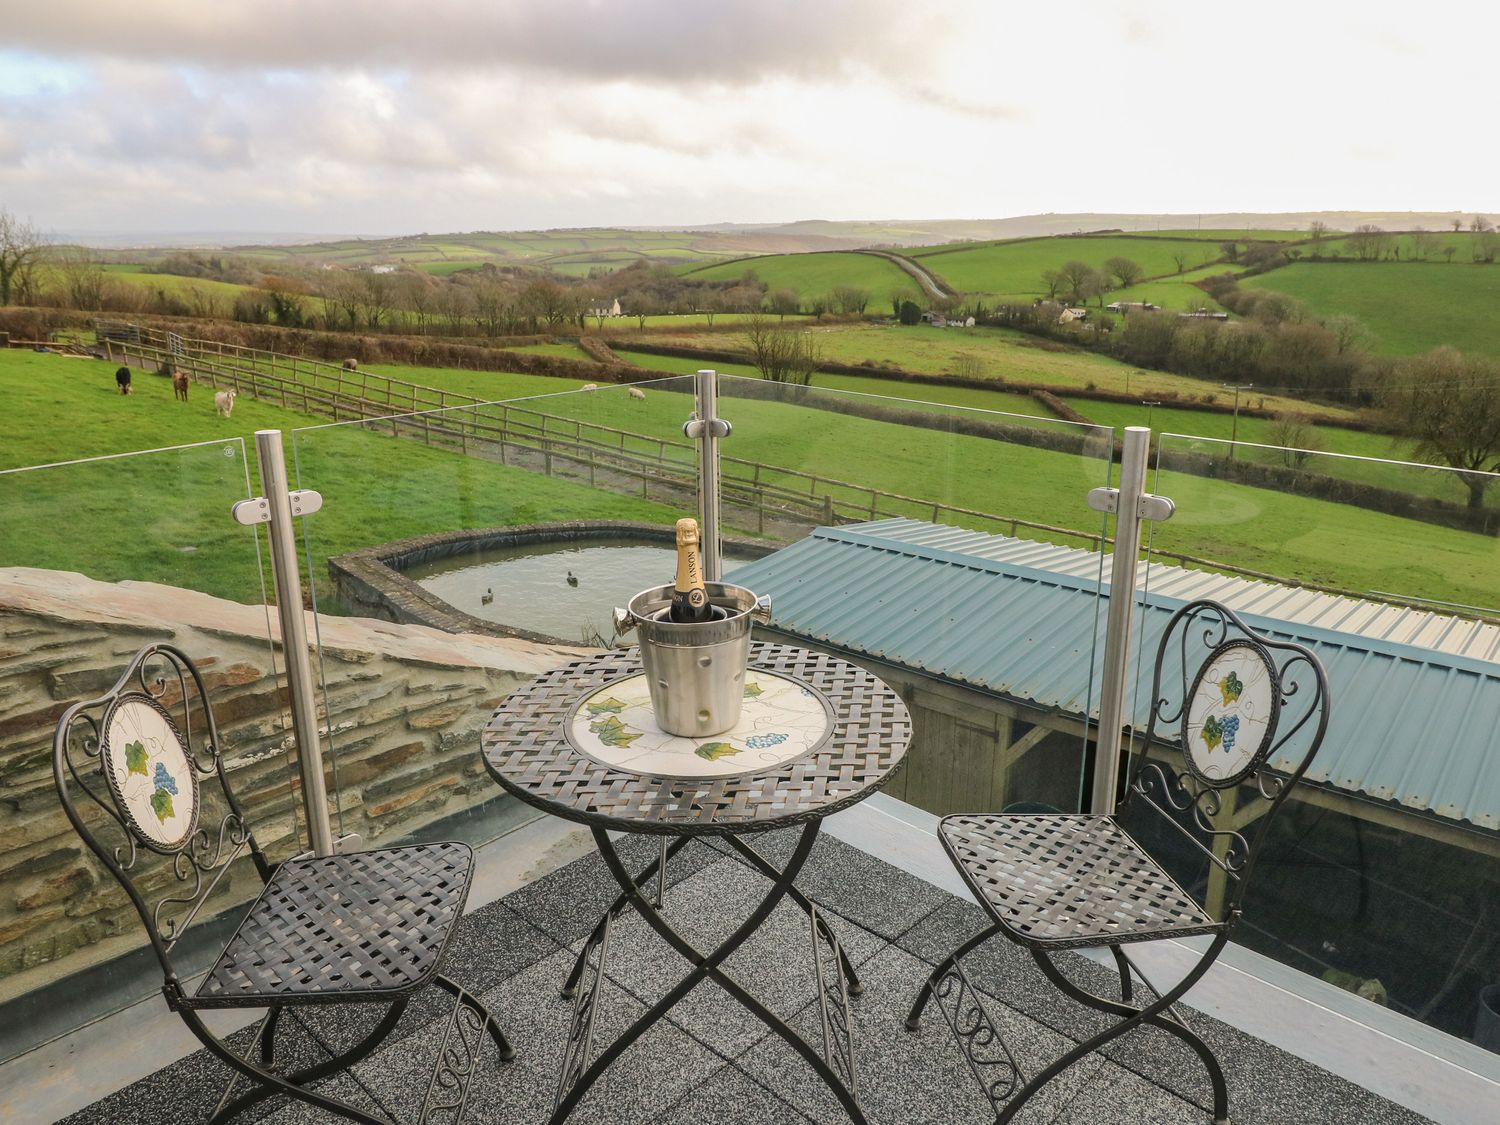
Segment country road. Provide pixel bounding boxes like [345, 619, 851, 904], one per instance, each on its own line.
[855, 249, 953, 300]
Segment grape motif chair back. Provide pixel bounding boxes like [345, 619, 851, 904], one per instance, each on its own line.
[1122, 600, 1330, 922]
[52, 644, 271, 974]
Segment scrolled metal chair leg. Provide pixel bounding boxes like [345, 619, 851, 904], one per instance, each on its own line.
[434, 972, 516, 1062]
[905, 922, 1004, 1031]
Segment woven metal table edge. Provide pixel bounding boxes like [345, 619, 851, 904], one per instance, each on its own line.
[481, 642, 912, 837]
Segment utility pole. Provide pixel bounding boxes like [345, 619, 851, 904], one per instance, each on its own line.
[1222, 383, 1253, 460]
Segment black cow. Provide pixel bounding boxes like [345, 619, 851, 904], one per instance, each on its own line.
[115, 366, 132, 395]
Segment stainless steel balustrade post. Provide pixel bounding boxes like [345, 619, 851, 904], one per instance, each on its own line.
[685, 368, 730, 582]
[1087, 426, 1174, 814]
[232, 429, 334, 856]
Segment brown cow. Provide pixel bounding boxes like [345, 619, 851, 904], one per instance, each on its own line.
[172, 370, 189, 401]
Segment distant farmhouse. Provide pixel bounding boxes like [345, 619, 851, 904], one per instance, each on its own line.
[1104, 301, 1161, 314]
[586, 297, 622, 318]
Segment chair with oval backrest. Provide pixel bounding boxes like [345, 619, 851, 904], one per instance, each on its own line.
[52, 643, 515, 1124]
[905, 599, 1330, 1124]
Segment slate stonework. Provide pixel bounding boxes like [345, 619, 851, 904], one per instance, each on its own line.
[0, 566, 590, 997]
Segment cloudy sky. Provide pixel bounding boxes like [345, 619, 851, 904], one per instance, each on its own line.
[0, 0, 1491, 237]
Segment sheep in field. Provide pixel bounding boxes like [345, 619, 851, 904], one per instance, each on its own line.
[214, 390, 237, 418]
[628, 386, 646, 401]
[581, 383, 598, 392]
[114, 366, 132, 395]
[342, 358, 359, 371]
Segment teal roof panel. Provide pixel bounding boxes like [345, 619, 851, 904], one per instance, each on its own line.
[729, 520, 1500, 831]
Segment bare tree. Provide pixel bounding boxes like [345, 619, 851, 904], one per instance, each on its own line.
[1040, 269, 1064, 300]
[1170, 249, 1190, 274]
[395, 271, 435, 334]
[1452, 217, 1465, 233]
[1470, 216, 1493, 233]
[1346, 224, 1389, 261]
[743, 314, 821, 386]
[0, 208, 45, 306]
[1103, 256, 1145, 289]
[52, 246, 109, 310]
[1410, 228, 1435, 261]
[1386, 347, 1500, 509]
[1265, 412, 1324, 467]
[768, 288, 801, 320]
[1056, 260, 1096, 304]
[1308, 220, 1330, 242]
[830, 285, 870, 315]
[361, 271, 396, 328]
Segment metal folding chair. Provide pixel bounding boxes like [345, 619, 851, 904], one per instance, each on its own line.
[53, 643, 514, 1123]
[907, 600, 1330, 1124]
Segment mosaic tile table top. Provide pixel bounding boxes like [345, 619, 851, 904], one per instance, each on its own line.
[566, 669, 833, 779]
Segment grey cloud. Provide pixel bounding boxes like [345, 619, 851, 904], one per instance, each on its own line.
[6, 0, 939, 84]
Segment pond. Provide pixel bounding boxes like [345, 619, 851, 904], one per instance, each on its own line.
[403, 538, 762, 645]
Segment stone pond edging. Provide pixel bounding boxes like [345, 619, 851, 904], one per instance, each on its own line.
[327, 520, 775, 646]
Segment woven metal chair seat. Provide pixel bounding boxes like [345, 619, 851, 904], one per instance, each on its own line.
[940, 813, 1219, 950]
[193, 841, 473, 1008]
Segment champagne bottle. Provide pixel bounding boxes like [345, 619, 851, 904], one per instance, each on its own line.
[669, 517, 714, 623]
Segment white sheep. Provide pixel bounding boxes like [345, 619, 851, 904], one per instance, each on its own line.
[628, 386, 646, 401]
[342, 358, 359, 371]
[214, 390, 237, 418]
[581, 383, 598, 392]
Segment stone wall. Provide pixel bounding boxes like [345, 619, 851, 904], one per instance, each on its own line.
[0, 567, 589, 1001]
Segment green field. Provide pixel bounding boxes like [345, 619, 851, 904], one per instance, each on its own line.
[1101, 263, 1235, 312]
[9, 346, 1498, 611]
[678, 252, 920, 305]
[0, 351, 679, 604]
[907, 235, 1228, 301]
[609, 349, 1053, 419]
[626, 322, 1352, 418]
[1242, 262, 1500, 357]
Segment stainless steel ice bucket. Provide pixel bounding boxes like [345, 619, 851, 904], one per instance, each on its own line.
[613, 582, 772, 737]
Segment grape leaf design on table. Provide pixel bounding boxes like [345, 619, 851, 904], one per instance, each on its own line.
[590, 716, 641, 748]
[125, 740, 149, 777]
[1218, 672, 1244, 707]
[742, 683, 763, 699]
[586, 696, 625, 715]
[694, 742, 740, 762]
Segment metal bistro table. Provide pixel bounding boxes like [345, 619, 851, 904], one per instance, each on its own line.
[481, 641, 911, 1124]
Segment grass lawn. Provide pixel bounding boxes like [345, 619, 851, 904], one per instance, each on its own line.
[625, 322, 1355, 419]
[98, 265, 256, 301]
[1102, 263, 1236, 313]
[1242, 262, 1500, 357]
[0, 350, 681, 604]
[907, 235, 1227, 300]
[611, 349, 1056, 420]
[9, 348, 1496, 611]
[678, 252, 919, 305]
[1066, 399, 1471, 502]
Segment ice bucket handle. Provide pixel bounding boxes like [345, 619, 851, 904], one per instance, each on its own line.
[751, 593, 772, 625]
[613, 606, 636, 636]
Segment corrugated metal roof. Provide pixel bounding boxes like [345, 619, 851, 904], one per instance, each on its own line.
[728, 519, 1500, 831]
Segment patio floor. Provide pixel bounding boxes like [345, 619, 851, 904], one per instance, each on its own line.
[59, 831, 1435, 1125]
